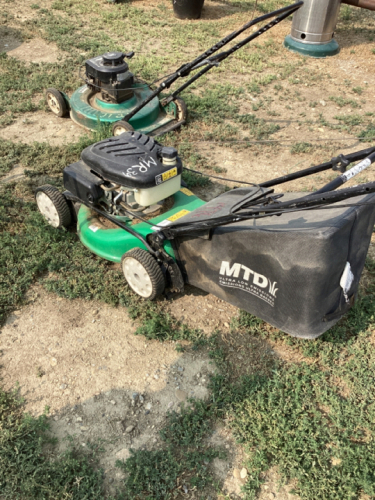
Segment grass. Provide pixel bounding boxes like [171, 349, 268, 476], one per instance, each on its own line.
[0, 182, 126, 325]
[116, 436, 225, 500]
[0, 387, 105, 499]
[2, 0, 375, 498]
[290, 142, 316, 154]
[329, 96, 360, 108]
[223, 281, 375, 499]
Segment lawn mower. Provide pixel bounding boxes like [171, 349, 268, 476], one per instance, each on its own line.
[35, 131, 375, 339]
[44, 2, 302, 137]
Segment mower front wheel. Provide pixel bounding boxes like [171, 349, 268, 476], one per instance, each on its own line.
[112, 120, 134, 136]
[121, 248, 165, 300]
[35, 185, 72, 229]
[45, 88, 68, 117]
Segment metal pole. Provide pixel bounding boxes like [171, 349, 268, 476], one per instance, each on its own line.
[284, 0, 341, 57]
[285, 0, 375, 57]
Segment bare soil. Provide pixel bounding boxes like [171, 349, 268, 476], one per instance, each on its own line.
[7, 37, 60, 63]
[0, 111, 85, 145]
[1, 286, 217, 496]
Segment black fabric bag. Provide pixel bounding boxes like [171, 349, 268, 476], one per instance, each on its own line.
[173, 189, 375, 339]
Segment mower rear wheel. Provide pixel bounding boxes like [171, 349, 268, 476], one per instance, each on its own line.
[35, 185, 72, 229]
[121, 248, 165, 300]
[112, 120, 134, 136]
[45, 88, 68, 117]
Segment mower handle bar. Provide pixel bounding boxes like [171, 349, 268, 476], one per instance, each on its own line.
[122, 1, 303, 122]
[160, 179, 375, 239]
[159, 146, 375, 238]
[314, 150, 375, 194]
[259, 146, 375, 188]
[162, 5, 303, 106]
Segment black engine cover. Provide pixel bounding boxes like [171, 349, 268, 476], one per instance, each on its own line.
[85, 52, 134, 103]
[80, 132, 183, 189]
[63, 161, 104, 205]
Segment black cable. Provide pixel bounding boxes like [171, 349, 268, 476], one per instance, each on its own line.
[182, 167, 260, 187]
[120, 206, 158, 226]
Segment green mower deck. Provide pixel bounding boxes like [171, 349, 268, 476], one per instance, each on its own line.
[69, 84, 179, 135]
[77, 188, 205, 262]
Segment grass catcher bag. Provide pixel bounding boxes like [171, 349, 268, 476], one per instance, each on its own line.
[173, 189, 375, 339]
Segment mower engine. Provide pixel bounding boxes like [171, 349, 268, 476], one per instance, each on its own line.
[63, 132, 182, 217]
[85, 51, 135, 104]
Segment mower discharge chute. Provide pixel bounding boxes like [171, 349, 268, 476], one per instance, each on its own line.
[35, 132, 375, 339]
[45, 2, 302, 137]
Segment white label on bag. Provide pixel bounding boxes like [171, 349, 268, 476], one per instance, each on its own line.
[340, 261, 354, 294]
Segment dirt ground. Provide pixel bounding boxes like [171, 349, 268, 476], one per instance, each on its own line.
[2, 287, 217, 494]
[2, 0, 375, 497]
[6, 37, 60, 63]
[0, 110, 85, 145]
[1, 285, 301, 499]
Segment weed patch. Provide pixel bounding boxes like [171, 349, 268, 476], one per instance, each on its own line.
[117, 444, 222, 499]
[116, 390, 224, 499]
[0, 387, 105, 499]
[0, 129, 109, 177]
[0, 53, 81, 125]
[329, 96, 360, 108]
[358, 122, 375, 142]
[290, 142, 316, 154]
[237, 114, 280, 139]
[130, 300, 204, 344]
[230, 362, 375, 500]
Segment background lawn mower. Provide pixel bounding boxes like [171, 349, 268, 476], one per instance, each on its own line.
[36, 131, 375, 339]
[45, 2, 302, 137]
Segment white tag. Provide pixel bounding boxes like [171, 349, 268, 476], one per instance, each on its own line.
[340, 262, 354, 302]
[343, 158, 371, 181]
[89, 224, 100, 233]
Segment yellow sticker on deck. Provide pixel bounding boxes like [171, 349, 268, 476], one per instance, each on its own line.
[162, 167, 177, 182]
[180, 187, 194, 196]
[167, 209, 190, 222]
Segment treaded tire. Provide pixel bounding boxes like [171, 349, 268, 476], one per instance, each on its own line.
[121, 248, 165, 300]
[35, 185, 72, 228]
[112, 120, 134, 136]
[45, 88, 68, 117]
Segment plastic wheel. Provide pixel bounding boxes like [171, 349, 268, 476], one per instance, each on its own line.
[175, 97, 187, 122]
[35, 185, 72, 228]
[121, 248, 165, 300]
[112, 120, 134, 136]
[45, 88, 68, 117]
